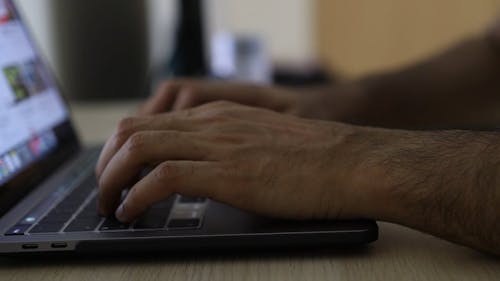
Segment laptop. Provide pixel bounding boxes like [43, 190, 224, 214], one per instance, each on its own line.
[0, 0, 377, 255]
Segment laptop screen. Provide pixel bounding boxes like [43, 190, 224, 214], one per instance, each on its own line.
[0, 0, 80, 215]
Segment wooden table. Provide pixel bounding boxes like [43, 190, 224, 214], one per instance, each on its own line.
[1, 101, 499, 281]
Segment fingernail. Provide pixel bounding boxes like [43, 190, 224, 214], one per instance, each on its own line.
[115, 204, 127, 222]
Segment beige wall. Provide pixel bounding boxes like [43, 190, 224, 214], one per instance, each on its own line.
[316, 0, 500, 78]
[207, 0, 316, 63]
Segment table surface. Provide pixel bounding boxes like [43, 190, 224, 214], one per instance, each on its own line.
[1, 101, 499, 281]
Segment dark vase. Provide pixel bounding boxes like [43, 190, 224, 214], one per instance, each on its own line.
[51, 0, 149, 100]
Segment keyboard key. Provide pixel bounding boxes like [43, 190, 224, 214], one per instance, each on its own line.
[64, 217, 103, 232]
[79, 208, 98, 218]
[32, 179, 96, 233]
[43, 214, 73, 224]
[30, 223, 63, 234]
[29, 216, 67, 233]
[134, 211, 169, 229]
[63, 195, 103, 232]
[151, 198, 176, 210]
[77, 198, 99, 218]
[133, 198, 175, 229]
[11, 161, 97, 235]
[5, 224, 30, 236]
[167, 219, 201, 229]
[100, 217, 130, 231]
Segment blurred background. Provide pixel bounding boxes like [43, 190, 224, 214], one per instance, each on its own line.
[13, 0, 500, 100]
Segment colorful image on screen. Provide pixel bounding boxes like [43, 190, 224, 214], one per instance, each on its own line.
[0, 0, 13, 24]
[2, 60, 48, 102]
[0, 0, 69, 185]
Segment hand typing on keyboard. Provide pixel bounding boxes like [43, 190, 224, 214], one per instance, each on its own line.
[95, 101, 371, 225]
[94, 80, 500, 256]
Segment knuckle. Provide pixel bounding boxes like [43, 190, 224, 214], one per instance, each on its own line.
[116, 117, 138, 136]
[153, 162, 181, 183]
[210, 133, 244, 145]
[212, 102, 239, 117]
[124, 132, 148, 157]
[181, 87, 201, 103]
[203, 106, 233, 120]
[210, 100, 233, 109]
[112, 131, 131, 151]
[179, 107, 195, 118]
[160, 80, 180, 94]
[201, 114, 232, 124]
[161, 131, 181, 143]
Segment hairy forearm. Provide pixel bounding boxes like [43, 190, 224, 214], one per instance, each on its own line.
[338, 32, 500, 130]
[364, 129, 500, 254]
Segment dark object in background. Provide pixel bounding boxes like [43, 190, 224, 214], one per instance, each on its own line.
[51, 0, 149, 100]
[273, 63, 336, 87]
[165, 0, 208, 78]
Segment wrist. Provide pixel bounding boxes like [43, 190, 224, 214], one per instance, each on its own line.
[322, 123, 402, 220]
[370, 130, 500, 253]
[350, 127, 407, 220]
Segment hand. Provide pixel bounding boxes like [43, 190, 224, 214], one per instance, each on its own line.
[139, 79, 366, 122]
[101, 100, 500, 256]
[96, 101, 382, 223]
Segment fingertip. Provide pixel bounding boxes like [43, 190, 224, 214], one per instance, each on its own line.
[115, 201, 138, 223]
[114, 204, 128, 223]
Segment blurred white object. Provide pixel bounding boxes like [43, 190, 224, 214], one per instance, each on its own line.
[206, 0, 315, 63]
[148, 0, 176, 76]
[211, 32, 272, 84]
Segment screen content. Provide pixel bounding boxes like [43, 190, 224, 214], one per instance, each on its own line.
[0, 0, 68, 185]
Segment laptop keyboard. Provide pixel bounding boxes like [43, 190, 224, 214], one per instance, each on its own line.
[64, 196, 102, 232]
[29, 175, 97, 234]
[5, 167, 207, 236]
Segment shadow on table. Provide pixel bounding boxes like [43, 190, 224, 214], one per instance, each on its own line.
[0, 245, 375, 268]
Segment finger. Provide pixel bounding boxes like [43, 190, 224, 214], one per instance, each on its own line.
[95, 114, 196, 180]
[115, 161, 221, 223]
[171, 82, 277, 111]
[172, 87, 200, 111]
[139, 80, 182, 115]
[98, 131, 213, 216]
